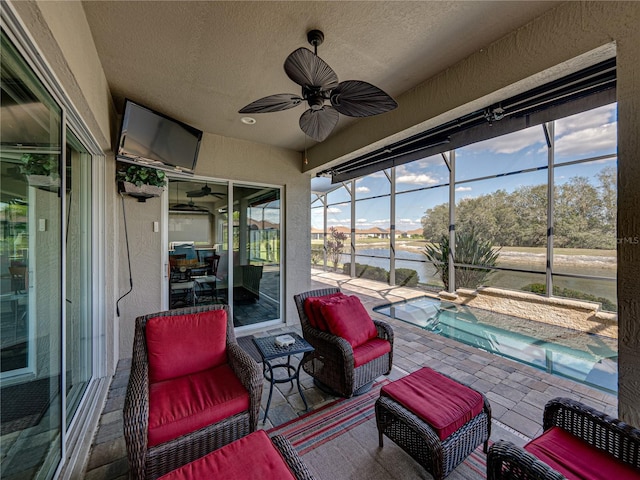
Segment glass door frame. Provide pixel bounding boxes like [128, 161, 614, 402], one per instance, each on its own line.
[162, 174, 284, 331]
[2, 5, 108, 478]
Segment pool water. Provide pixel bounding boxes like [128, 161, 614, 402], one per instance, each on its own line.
[373, 296, 618, 394]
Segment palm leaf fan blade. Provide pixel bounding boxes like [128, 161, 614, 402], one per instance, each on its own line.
[239, 93, 303, 113]
[299, 107, 339, 142]
[330, 80, 398, 117]
[284, 48, 339, 90]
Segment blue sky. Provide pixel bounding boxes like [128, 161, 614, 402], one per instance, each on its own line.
[312, 104, 617, 232]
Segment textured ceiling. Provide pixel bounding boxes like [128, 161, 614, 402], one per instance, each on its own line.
[81, 1, 561, 152]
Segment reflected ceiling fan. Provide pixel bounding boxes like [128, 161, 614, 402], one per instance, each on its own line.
[170, 198, 210, 213]
[239, 30, 398, 142]
[186, 183, 226, 198]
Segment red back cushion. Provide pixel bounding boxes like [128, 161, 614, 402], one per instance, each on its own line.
[146, 309, 228, 383]
[381, 367, 484, 441]
[524, 426, 640, 480]
[320, 295, 378, 348]
[303, 292, 345, 331]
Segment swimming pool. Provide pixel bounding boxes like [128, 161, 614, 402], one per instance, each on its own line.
[373, 296, 618, 394]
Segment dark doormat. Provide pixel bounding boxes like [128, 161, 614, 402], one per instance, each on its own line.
[237, 335, 262, 364]
[1, 376, 59, 435]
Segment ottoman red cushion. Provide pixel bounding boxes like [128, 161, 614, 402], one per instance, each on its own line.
[158, 430, 297, 480]
[381, 367, 484, 441]
[524, 426, 640, 480]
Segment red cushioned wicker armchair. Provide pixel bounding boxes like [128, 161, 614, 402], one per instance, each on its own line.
[294, 287, 394, 398]
[487, 397, 640, 480]
[123, 305, 263, 480]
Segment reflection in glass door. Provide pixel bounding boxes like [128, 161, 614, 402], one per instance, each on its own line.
[231, 185, 281, 328]
[166, 179, 282, 328]
[1, 32, 62, 478]
[65, 130, 92, 427]
[167, 179, 228, 310]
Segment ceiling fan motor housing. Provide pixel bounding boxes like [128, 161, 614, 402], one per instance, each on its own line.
[307, 29, 324, 48]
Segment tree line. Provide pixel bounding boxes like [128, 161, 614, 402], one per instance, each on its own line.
[421, 167, 616, 249]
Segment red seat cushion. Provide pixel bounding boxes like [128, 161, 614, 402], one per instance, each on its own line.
[148, 363, 249, 447]
[304, 292, 345, 331]
[353, 337, 391, 367]
[146, 309, 228, 383]
[524, 426, 640, 480]
[158, 430, 297, 480]
[320, 295, 378, 348]
[381, 367, 484, 441]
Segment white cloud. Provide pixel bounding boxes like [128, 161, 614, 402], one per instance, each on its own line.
[455, 186, 472, 192]
[356, 218, 368, 224]
[468, 127, 546, 154]
[327, 207, 342, 214]
[372, 219, 390, 225]
[397, 173, 439, 185]
[554, 123, 617, 157]
[555, 104, 616, 137]
[355, 186, 370, 193]
[327, 220, 348, 227]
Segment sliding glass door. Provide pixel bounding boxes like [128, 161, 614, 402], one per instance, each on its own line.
[166, 178, 282, 329]
[1, 30, 96, 479]
[65, 130, 92, 427]
[231, 184, 281, 328]
[1, 32, 63, 478]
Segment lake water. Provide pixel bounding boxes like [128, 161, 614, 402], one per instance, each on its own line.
[340, 247, 617, 309]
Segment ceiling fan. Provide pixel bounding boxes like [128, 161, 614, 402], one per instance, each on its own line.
[239, 30, 398, 142]
[186, 184, 226, 198]
[170, 198, 210, 213]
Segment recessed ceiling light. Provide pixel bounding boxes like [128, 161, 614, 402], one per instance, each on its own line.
[241, 117, 256, 125]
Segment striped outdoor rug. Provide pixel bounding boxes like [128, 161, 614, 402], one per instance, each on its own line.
[268, 380, 489, 479]
[268, 380, 388, 455]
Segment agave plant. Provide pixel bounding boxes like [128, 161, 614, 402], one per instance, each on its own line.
[424, 229, 500, 290]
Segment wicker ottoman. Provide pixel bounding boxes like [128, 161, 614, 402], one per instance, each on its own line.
[158, 430, 317, 480]
[375, 367, 491, 480]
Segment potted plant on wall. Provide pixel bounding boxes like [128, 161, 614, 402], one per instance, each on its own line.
[116, 163, 167, 201]
[20, 153, 60, 188]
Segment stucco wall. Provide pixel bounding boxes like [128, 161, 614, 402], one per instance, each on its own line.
[306, 0, 640, 427]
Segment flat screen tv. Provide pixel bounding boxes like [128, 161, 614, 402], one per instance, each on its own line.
[117, 99, 202, 173]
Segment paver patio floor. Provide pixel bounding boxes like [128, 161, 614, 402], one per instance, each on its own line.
[84, 269, 617, 479]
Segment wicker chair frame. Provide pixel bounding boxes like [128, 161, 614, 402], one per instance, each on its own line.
[123, 304, 263, 480]
[487, 397, 640, 480]
[293, 288, 394, 398]
[375, 376, 491, 480]
[270, 434, 319, 480]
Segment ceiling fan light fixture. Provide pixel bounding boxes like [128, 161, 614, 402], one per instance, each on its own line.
[238, 29, 397, 142]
